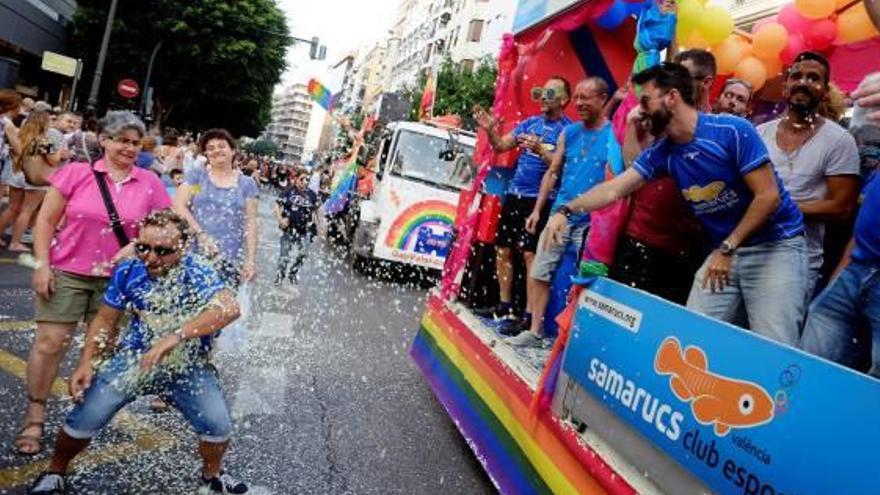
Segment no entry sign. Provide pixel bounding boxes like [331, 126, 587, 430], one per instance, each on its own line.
[117, 79, 139, 99]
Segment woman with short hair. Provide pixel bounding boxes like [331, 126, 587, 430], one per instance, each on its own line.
[14, 111, 171, 455]
[173, 128, 258, 287]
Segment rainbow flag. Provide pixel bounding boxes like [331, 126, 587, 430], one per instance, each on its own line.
[323, 146, 359, 215]
[307, 78, 336, 111]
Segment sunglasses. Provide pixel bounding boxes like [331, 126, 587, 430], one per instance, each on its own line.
[135, 242, 178, 257]
[531, 87, 567, 102]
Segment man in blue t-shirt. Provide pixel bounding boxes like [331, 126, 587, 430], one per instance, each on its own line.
[801, 173, 880, 376]
[274, 171, 318, 284]
[29, 210, 248, 495]
[472, 76, 573, 329]
[544, 63, 808, 346]
[506, 77, 624, 347]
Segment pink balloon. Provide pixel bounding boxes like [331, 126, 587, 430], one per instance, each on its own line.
[780, 34, 807, 65]
[778, 3, 816, 33]
[804, 19, 837, 51]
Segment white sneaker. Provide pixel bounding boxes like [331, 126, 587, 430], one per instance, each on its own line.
[29, 472, 65, 494]
[505, 331, 548, 349]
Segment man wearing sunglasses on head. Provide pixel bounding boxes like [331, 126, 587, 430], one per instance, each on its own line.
[472, 76, 573, 331]
[29, 209, 249, 495]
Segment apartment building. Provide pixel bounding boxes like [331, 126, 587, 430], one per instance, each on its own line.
[264, 83, 313, 163]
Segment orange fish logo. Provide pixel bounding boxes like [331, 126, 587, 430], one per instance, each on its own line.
[654, 337, 775, 436]
[681, 181, 725, 202]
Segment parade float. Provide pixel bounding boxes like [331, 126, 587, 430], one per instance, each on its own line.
[410, 0, 880, 493]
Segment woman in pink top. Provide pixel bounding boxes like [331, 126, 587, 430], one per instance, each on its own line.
[15, 111, 170, 455]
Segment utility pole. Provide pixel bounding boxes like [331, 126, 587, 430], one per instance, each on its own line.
[86, 0, 119, 110]
[140, 40, 163, 117]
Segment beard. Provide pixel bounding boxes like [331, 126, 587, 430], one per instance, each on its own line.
[647, 105, 673, 137]
[788, 88, 820, 117]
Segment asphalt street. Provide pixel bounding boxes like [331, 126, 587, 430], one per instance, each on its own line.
[0, 199, 496, 494]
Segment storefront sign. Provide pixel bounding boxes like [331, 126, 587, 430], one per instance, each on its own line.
[41, 51, 78, 78]
[562, 278, 880, 495]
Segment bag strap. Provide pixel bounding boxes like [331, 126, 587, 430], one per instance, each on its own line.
[91, 166, 130, 248]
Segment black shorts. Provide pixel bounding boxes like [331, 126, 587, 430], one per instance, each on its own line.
[608, 235, 702, 305]
[495, 194, 550, 253]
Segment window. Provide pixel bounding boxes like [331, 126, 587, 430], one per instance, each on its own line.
[460, 59, 475, 72]
[467, 20, 484, 42]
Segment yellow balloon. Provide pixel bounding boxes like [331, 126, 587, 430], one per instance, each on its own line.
[712, 37, 745, 74]
[686, 31, 712, 50]
[697, 6, 735, 45]
[752, 23, 789, 58]
[795, 0, 836, 19]
[677, 22, 695, 45]
[836, 3, 880, 44]
[677, 0, 704, 32]
[735, 56, 768, 91]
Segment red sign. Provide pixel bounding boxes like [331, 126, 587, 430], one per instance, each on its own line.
[117, 79, 139, 99]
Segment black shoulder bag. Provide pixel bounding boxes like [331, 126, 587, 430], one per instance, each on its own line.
[91, 167, 130, 247]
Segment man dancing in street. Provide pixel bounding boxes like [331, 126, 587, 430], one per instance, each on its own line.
[29, 209, 248, 494]
[274, 170, 318, 285]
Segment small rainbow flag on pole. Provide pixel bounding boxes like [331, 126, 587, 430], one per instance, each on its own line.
[307, 78, 336, 111]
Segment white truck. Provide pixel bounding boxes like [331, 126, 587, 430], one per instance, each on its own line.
[350, 121, 476, 272]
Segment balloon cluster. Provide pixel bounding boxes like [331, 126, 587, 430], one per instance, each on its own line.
[678, 0, 879, 91]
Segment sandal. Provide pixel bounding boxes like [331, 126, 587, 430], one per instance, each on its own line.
[15, 420, 45, 456]
[15, 395, 47, 456]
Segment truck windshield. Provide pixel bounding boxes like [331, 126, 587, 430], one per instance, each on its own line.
[391, 130, 475, 189]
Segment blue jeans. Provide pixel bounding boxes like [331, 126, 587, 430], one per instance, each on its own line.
[686, 235, 808, 346]
[800, 261, 880, 377]
[64, 354, 233, 442]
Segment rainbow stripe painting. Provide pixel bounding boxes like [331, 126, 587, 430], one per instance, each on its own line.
[307, 78, 335, 111]
[384, 200, 456, 250]
[411, 294, 637, 495]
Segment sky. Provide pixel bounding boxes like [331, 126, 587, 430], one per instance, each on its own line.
[277, 0, 399, 89]
[275, 0, 399, 155]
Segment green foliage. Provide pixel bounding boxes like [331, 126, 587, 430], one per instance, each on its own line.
[246, 138, 279, 157]
[69, 0, 290, 136]
[401, 56, 497, 130]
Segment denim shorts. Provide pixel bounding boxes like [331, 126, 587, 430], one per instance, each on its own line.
[64, 354, 233, 443]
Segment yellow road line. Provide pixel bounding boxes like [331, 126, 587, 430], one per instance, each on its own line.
[0, 258, 16, 264]
[0, 320, 35, 332]
[0, 349, 180, 489]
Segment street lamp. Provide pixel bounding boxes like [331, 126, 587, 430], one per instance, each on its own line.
[86, 0, 119, 110]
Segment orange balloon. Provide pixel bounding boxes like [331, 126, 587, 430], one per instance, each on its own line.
[795, 0, 836, 19]
[735, 56, 768, 91]
[734, 37, 755, 59]
[759, 56, 783, 77]
[712, 37, 745, 74]
[752, 23, 789, 58]
[836, 3, 880, 44]
[833, 0, 852, 7]
[686, 31, 712, 49]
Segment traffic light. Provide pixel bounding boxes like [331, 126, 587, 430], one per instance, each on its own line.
[309, 36, 319, 60]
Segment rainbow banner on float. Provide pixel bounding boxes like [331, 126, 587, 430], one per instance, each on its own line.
[383, 200, 455, 250]
[307, 78, 336, 111]
[410, 294, 637, 495]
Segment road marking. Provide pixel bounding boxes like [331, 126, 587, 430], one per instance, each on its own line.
[0, 349, 180, 489]
[0, 320, 35, 332]
[0, 258, 16, 264]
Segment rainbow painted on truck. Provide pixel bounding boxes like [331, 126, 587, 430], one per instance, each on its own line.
[384, 200, 456, 251]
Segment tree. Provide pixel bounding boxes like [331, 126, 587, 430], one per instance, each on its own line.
[402, 56, 497, 130]
[246, 138, 279, 157]
[69, 0, 290, 136]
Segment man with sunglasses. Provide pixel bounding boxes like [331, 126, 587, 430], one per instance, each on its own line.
[507, 77, 624, 347]
[545, 63, 808, 346]
[757, 51, 860, 300]
[30, 209, 249, 495]
[472, 76, 573, 331]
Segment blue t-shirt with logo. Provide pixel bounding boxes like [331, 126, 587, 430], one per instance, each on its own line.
[853, 173, 880, 264]
[508, 114, 572, 197]
[633, 113, 804, 247]
[552, 121, 624, 227]
[104, 255, 227, 357]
